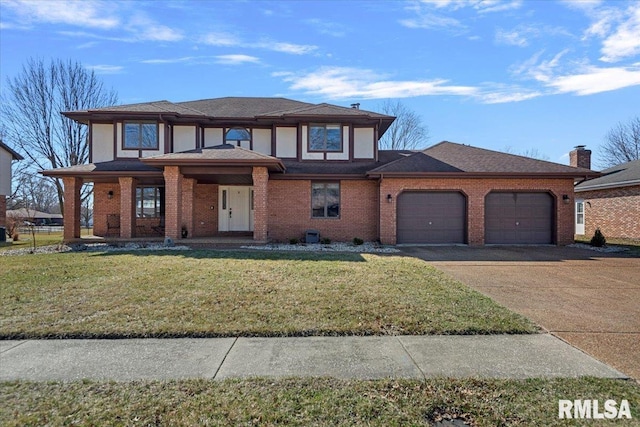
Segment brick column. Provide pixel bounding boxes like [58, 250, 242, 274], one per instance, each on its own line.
[378, 180, 395, 245]
[467, 191, 486, 246]
[119, 177, 137, 238]
[181, 178, 196, 238]
[62, 177, 82, 241]
[163, 166, 183, 239]
[252, 166, 269, 241]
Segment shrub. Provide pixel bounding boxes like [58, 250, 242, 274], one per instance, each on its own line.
[353, 237, 364, 245]
[289, 238, 299, 245]
[320, 237, 331, 244]
[11, 231, 19, 241]
[590, 228, 606, 247]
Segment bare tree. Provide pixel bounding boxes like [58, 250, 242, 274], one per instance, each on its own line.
[1, 58, 117, 212]
[378, 100, 429, 150]
[8, 170, 59, 213]
[601, 116, 640, 167]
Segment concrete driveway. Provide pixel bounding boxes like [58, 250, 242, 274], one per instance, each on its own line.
[401, 246, 640, 379]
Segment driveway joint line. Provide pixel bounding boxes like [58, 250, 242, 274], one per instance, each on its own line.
[212, 337, 238, 380]
[0, 339, 29, 354]
[395, 336, 426, 380]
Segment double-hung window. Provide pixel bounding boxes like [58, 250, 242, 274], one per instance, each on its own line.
[309, 124, 342, 152]
[124, 122, 158, 150]
[312, 182, 340, 218]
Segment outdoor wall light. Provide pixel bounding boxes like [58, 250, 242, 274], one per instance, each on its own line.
[107, 190, 114, 200]
[562, 194, 570, 204]
[387, 194, 393, 203]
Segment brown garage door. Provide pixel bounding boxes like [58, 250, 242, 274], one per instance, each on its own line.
[485, 192, 553, 244]
[397, 191, 466, 244]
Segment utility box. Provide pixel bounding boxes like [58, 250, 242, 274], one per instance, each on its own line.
[305, 229, 319, 244]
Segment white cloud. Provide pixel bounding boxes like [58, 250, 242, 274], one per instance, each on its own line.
[418, 0, 522, 14]
[479, 90, 541, 104]
[86, 64, 124, 74]
[215, 54, 260, 65]
[305, 18, 347, 37]
[399, 13, 463, 30]
[277, 66, 478, 99]
[495, 27, 530, 47]
[547, 65, 640, 95]
[3, 0, 119, 29]
[600, 4, 640, 62]
[141, 57, 197, 64]
[200, 32, 317, 55]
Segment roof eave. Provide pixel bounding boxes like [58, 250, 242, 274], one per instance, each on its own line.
[366, 171, 598, 179]
[140, 158, 285, 172]
[575, 179, 640, 192]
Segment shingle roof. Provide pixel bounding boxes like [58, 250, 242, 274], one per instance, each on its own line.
[177, 97, 314, 118]
[140, 144, 285, 171]
[575, 159, 640, 191]
[76, 100, 206, 116]
[0, 140, 23, 160]
[41, 160, 162, 176]
[281, 151, 411, 176]
[368, 141, 595, 175]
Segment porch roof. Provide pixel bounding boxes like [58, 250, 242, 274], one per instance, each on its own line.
[41, 160, 162, 179]
[140, 144, 285, 171]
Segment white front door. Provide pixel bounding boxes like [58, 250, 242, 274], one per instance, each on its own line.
[219, 186, 254, 232]
[575, 199, 585, 235]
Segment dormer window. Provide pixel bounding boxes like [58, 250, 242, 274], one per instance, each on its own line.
[225, 127, 251, 148]
[124, 122, 158, 150]
[309, 124, 342, 152]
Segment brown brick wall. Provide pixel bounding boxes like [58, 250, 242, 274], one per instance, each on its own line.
[0, 195, 6, 229]
[93, 183, 120, 236]
[192, 183, 219, 237]
[267, 179, 378, 242]
[379, 177, 575, 245]
[62, 177, 82, 241]
[253, 167, 269, 241]
[163, 166, 182, 239]
[578, 185, 640, 239]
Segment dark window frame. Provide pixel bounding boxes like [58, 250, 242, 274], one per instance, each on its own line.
[135, 186, 165, 218]
[225, 127, 252, 148]
[311, 181, 340, 219]
[123, 121, 159, 150]
[308, 123, 343, 152]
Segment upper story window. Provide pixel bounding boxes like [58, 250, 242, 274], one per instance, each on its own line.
[309, 124, 342, 152]
[124, 122, 158, 150]
[225, 128, 251, 148]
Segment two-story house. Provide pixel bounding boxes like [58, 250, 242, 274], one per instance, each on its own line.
[43, 97, 596, 245]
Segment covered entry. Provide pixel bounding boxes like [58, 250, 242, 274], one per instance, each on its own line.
[485, 192, 554, 244]
[397, 191, 466, 244]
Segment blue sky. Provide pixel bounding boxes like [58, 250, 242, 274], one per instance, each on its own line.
[1, 0, 639, 168]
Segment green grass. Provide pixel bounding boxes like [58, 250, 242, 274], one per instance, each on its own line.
[1, 377, 638, 426]
[0, 250, 536, 338]
[0, 229, 92, 252]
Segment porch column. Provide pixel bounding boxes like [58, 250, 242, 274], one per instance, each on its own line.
[163, 166, 183, 239]
[182, 178, 196, 238]
[252, 166, 269, 241]
[62, 177, 82, 241]
[118, 177, 137, 238]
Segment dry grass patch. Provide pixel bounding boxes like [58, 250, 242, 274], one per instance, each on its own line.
[0, 250, 536, 338]
[1, 377, 638, 426]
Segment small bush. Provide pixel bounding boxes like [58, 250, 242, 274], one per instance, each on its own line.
[289, 238, 299, 245]
[320, 237, 331, 244]
[590, 228, 607, 247]
[353, 237, 364, 245]
[11, 232, 19, 242]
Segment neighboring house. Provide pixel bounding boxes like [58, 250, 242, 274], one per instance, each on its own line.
[6, 209, 64, 226]
[0, 140, 23, 231]
[573, 147, 640, 239]
[42, 97, 596, 245]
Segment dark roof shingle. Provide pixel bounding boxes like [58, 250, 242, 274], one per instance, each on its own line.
[575, 159, 640, 191]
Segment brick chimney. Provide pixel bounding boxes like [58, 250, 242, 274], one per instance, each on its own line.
[570, 145, 591, 169]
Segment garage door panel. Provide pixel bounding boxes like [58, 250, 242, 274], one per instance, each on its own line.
[485, 192, 553, 244]
[397, 191, 466, 244]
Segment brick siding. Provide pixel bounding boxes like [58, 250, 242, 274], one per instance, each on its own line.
[62, 177, 82, 240]
[379, 177, 575, 245]
[578, 185, 640, 239]
[192, 183, 219, 237]
[267, 179, 378, 243]
[93, 183, 120, 236]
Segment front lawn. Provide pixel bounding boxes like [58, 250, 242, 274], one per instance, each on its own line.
[0, 250, 536, 338]
[2, 377, 638, 426]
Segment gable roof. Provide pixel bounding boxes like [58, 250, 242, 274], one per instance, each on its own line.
[368, 141, 597, 177]
[575, 159, 640, 191]
[0, 140, 23, 160]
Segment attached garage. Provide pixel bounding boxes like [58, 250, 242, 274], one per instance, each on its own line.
[397, 191, 466, 244]
[485, 192, 554, 244]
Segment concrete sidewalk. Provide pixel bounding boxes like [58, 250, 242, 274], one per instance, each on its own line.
[0, 334, 627, 382]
